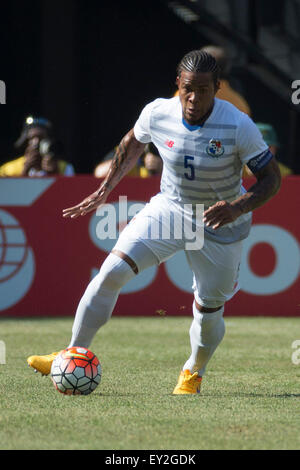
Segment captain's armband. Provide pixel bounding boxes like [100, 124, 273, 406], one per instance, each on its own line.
[246, 149, 273, 174]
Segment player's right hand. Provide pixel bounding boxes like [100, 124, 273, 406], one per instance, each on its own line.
[62, 190, 107, 219]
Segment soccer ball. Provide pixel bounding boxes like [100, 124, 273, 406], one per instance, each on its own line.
[50, 347, 102, 396]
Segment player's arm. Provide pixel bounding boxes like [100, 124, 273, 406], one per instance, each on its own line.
[203, 156, 281, 230]
[63, 129, 145, 218]
[231, 157, 281, 214]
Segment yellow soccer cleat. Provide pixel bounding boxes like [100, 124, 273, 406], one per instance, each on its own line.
[27, 351, 61, 376]
[172, 369, 202, 395]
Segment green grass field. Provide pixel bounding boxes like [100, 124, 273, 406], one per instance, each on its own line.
[0, 316, 299, 450]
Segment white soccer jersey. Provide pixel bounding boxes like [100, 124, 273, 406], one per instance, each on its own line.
[133, 96, 269, 243]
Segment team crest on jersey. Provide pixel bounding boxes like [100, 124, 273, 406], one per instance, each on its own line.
[206, 139, 224, 157]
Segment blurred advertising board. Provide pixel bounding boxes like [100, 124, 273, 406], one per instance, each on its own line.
[0, 176, 299, 317]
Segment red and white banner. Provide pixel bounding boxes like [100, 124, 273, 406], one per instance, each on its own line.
[0, 176, 299, 317]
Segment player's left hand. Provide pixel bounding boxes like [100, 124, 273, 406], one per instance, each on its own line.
[203, 201, 242, 230]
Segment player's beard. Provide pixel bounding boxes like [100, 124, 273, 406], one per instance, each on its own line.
[183, 102, 214, 126]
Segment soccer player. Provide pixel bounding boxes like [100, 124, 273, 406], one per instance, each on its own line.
[27, 51, 281, 394]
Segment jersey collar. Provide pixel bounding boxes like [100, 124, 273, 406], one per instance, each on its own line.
[182, 118, 202, 131]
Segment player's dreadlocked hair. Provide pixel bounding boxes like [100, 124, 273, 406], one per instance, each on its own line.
[177, 50, 220, 85]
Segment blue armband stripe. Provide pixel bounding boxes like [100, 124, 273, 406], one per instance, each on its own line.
[247, 149, 273, 173]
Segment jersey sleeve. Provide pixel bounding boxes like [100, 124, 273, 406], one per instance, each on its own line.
[133, 101, 156, 143]
[237, 114, 269, 165]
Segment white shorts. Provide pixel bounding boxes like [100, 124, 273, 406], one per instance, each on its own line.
[113, 193, 243, 308]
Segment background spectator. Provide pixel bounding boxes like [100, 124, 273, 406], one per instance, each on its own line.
[0, 116, 75, 177]
[200, 45, 251, 116]
[244, 122, 292, 177]
[256, 122, 280, 158]
[94, 143, 162, 179]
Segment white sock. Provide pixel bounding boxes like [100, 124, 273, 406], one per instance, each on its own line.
[183, 302, 225, 376]
[68, 243, 157, 349]
[68, 253, 135, 349]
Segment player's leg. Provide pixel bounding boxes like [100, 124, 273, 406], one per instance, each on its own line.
[173, 238, 243, 394]
[67, 195, 184, 350]
[68, 242, 157, 349]
[27, 241, 158, 375]
[173, 303, 225, 395]
[27, 195, 183, 375]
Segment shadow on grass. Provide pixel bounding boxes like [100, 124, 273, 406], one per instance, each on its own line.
[93, 392, 300, 398]
[269, 393, 300, 398]
[200, 392, 300, 398]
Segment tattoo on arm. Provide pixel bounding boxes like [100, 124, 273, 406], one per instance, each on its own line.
[111, 139, 131, 180]
[233, 159, 281, 214]
[98, 129, 145, 196]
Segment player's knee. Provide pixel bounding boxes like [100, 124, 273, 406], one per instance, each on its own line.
[195, 300, 224, 313]
[96, 253, 135, 291]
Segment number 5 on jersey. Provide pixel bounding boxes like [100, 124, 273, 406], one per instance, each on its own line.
[184, 155, 195, 181]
